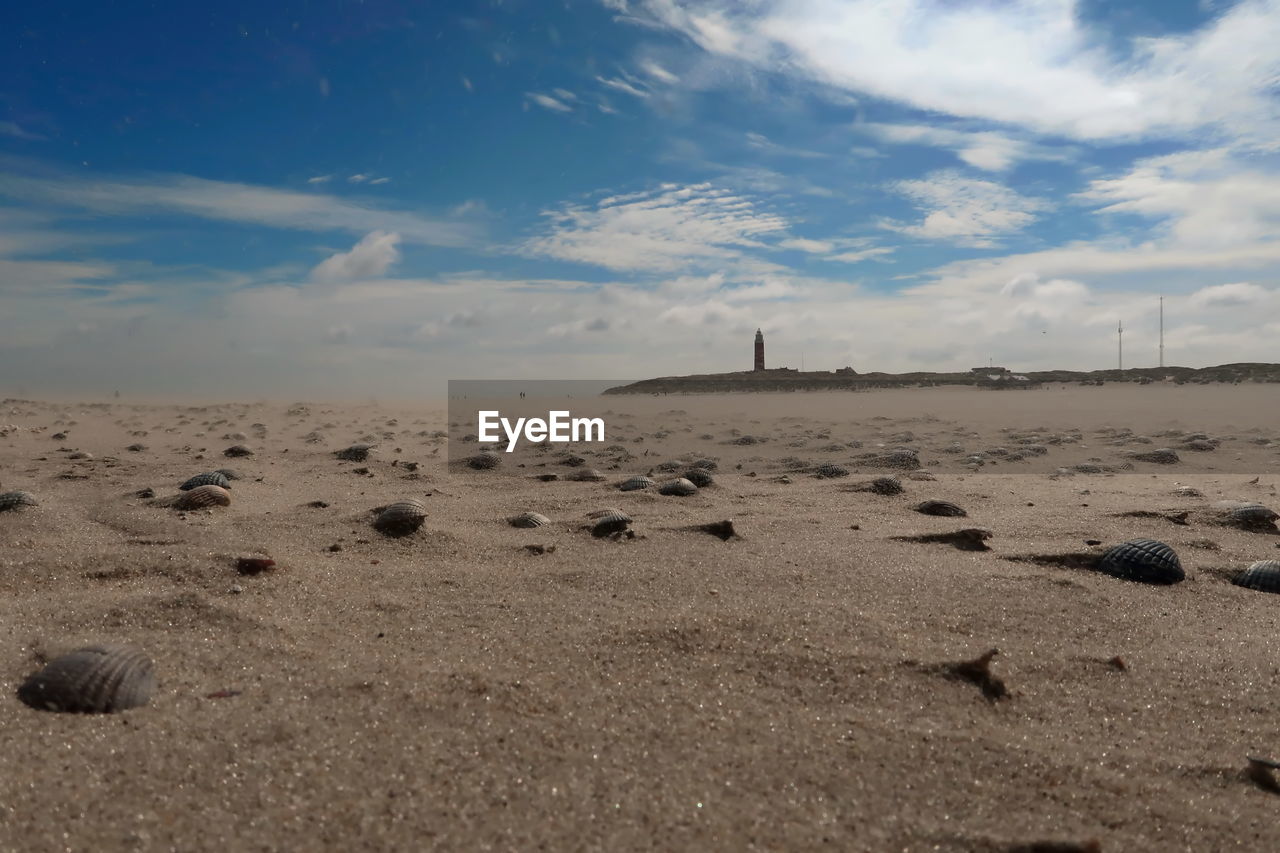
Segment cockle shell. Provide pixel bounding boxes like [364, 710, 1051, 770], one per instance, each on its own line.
[659, 478, 698, 496]
[915, 500, 967, 517]
[467, 452, 502, 470]
[0, 491, 39, 512]
[335, 444, 374, 462]
[591, 511, 632, 537]
[1128, 448, 1180, 464]
[1233, 560, 1280, 594]
[508, 511, 550, 528]
[1095, 539, 1184, 585]
[174, 484, 231, 510]
[373, 498, 427, 536]
[618, 476, 656, 492]
[684, 469, 715, 488]
[180, 472, 231, 491]
[18, 643, 155, 713]
[1211, 500, 1279, 531]
[223, 444, 254, 457]
[567, 468, 607, 482]
[215, 468, 243, 481]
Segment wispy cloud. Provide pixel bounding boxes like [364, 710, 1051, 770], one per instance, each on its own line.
[597, 75, 650, 99]
[526, 92, 574, 112]
[882, 171, 1047, 248]
[0, 163, 477, 247]
[310, 231, 402, 282]
[307, 175, 332, 184]
[860, 123, 1070, 172]
[615, 0, 1280, 144]
[0, 121, 45, 141]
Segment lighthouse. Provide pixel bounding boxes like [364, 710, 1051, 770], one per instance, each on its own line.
[753, 328, 765, 371]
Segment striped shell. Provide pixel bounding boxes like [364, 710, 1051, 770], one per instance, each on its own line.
[618, 476, 656, 492]
[1212, 500, 1279, 530]
[1096, 539, 1184, 585]
[18, 644, 155, 713]
[1129, 448, 1179, 464]
[591, 511, 632, 537]
[174, 485, 231, 510]
[690, 459, 718, 471]
[508, 511, 550, 528]
[0, 490, 39, 512]
[867, 476, 903, 495]
[659, 478, 698, 497]
[567, 468, 606, 482]
[684, 469, 715, 488]
[374, 498, 427, 536]
[870, 449, 920, 470]
[814, 464, 850, 479]
[223, 444, 253, 457]
[467, 452, 502, 470]
[214, 468, 243, 481]
[1233, 560, 1280, 594]
[915, 500, 967, 517]
[334, 444, 373, 462]
[179, 471, 231, 491]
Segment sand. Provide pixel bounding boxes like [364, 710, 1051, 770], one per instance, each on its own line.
[2, 384, 1279, 852]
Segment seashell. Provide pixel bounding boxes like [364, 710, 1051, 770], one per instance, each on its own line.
[586, 508, 627, 519]
[1174, 485, 1203, 498]
[215, 468, 243, 481]
[1211, 500, 1279, 531]
[1182, 439, 1218, 452]
[68, 451, 93, 461]
[814, 463, 850, 479]
[223, 444, 253, 457]
[865, 449, 920, 470]
[915, 500, 967, 517]
[335, 444, 374, 462]
[174, 484, 231, 510]
[591, 511, 632, 537]
[567, 468, 606, 482]
[1233, 560, 1280, 594]
[1095, 539, 1184, 584]
[373, 498, 427, 536]
[683, 469, 715, 488]
[18, 643, 155, 713]
[126, 443, 147, 452]
[659, 478, 698, 497]
[690, 459, 718, 471]
[867, 476, 903, 495]
[618, 476, 656, 492]
[0, 490, 39, 512]
[180, 471, 231, 491]
[508, 511, 550, 528]
[467, 451, 502, 470]
[1128, 448, 1179, 464]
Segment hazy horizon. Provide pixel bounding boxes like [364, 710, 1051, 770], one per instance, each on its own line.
[4, 1, 1280, 397]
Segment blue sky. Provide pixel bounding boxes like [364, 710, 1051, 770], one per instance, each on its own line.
[2, 0, 1280, 397]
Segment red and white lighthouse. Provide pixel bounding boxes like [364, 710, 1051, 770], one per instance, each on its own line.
[753, 328, 765, 371]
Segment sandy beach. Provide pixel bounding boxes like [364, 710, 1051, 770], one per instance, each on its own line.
[3, 384, 1280, 852]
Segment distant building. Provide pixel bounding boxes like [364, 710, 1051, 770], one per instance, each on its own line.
[971, 366, 1009, 374]
[754, 329, 765, 371]
[835, 366, 858, 375]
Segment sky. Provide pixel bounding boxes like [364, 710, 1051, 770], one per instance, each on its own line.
[3, 0, 1280, 398]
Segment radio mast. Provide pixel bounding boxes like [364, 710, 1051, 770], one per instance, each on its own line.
[1117, 319, 1123, 371]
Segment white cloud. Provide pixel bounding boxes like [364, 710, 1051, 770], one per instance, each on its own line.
[0, 165, 476, 247]
[882, 171, 1047, 247]
[778, 237, 832, 253]
[310, 231, 402, 282]
[0, 121, 44, 141]
[521, 182, 790, 272]
[597, 75, 650, 99]
[860, 123, 1069, 172]
[369, 177, 390, 185]
[1189, 281, 1272, 308]
[307, 175, 332, 184]
[617, 0, 1280, 144]
[348, 174, 370, 183]
[640, 60, 679, 84]
[527, 92, 574, 112]
[745, 131, 829, 160]
[826, 246, 894, 264]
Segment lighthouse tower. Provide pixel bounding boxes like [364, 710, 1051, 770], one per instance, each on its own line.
[753, 328, 765, 371]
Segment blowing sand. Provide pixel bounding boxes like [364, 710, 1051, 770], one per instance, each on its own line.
[2, 384, 1279, 852]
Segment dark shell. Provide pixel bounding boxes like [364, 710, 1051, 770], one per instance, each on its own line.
[0, 490, 39, 512]
[223, 444, 254, 458]
[467, 452, 502, 470]
[618, 476, 656, 492]
[915, 500, 967, 517]
[1233, 560, 1280, 594]
[1129, 448, 1179, 464]
[1096, 539, 1184, 585]
[867, 476, 903, 495]
[373, 499, 428, 536]
[1212, 500, 1279, 530]
[179, 471, 230, 491]
[814, 464, 850, 479]
[214, 468, 243, 481]
[659, 478, 698, 496]
[18, 643, 155, 714]
[567, 468, 606, 482]
[684, 469, 715, 488]
[868, 449, 920, 470]
[690, 459, 718, 471]
[591, 512, 632, 537]
[508, 511, 550, 528]
[335, 444, 374, 462]
[174, 484, 231, 510]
